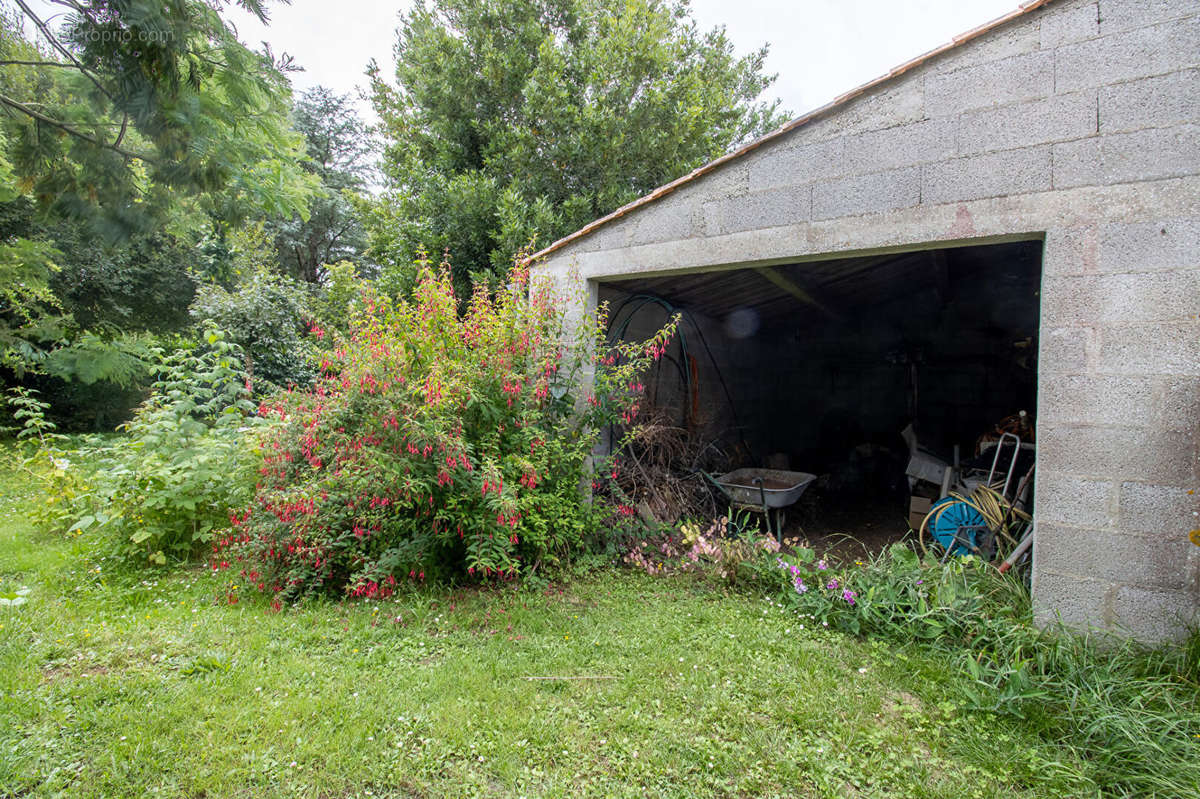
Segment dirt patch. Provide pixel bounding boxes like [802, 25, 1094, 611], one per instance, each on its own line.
[780, 496, 913, 564]
[878, 691, 924, 720]
[41, 663, 110, 682]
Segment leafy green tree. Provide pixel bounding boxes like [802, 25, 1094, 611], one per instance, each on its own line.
[0, 186, 201, 423]
[48, 227, 198, 334]
[366, 0, 785, 292]
[0, 1, 316, 391]
[0, 225, 63, 375]
[190, 224, 315, 391]
[0, 0, 318, 239]
[267, 86, 374, 284]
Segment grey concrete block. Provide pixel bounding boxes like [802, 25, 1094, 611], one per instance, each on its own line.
[691, 161, 750, 200]
[1038, 373, 1157, 426]
[958, 91, 1097, 155]
[843, 118, 958, 175]
[1111, 584, 1199, 642]
[1097, 219, 1200, 273]
[628, 191, 699, 247]
[573, 219, 632, 253]
[1042, 272, 1200, 325]
[924, 50, 1054, 117]
[1036, 424, 1196, 482]
[1031, 568, 1114, 630]
[930, 17, 1042, 74]
[1039, 0, 1099, 48]
[747, 136, 846, 192]
[1096, 322, 1200, 376]
[922, 146, 1052, 205]
[1119, 480, 1199, 535]
[1036, 523, 1191, 590]
[1039, 325, 1092, 373]
[1036, 472, 1118, 528]
[1100, 125, 1200, 185]
[804, 71, 926, 142]
[1098, 0, 1200, 36]
[1051, 137, 1102, 189]
[1041, 226, 1098, 276]
[1054, 126, 1200, 189]
[1055, 16, 1200, 92]
[702, 185, 810, 237]
[812, 167, 921, 220]
[1158, 377, 1200, 432]
[1101, 69, 1200, 134]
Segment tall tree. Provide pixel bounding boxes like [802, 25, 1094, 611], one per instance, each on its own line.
[366, 0, 786, 293]
[267, 86, 373, 284]
[1, 0, 317, 240]
[0, 1, 316, 387]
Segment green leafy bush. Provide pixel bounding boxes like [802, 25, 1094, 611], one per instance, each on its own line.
[221, 258, 675, 599]
[3, 387, 93, 535]
[190, 257, 316, 392]
[768, 543, 1023, 640]
[63, 330, 266, 565]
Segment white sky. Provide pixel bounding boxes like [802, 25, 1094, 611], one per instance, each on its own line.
[220, 0, 1020, 117]
[24, 0, 1020, 119]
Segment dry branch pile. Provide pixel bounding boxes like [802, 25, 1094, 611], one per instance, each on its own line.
[613, 408, 734, 525]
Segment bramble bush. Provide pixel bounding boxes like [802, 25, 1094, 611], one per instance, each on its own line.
[95, 328, 265, 564]
[21, 330, 267, 565]
[220, 257, 676, 600]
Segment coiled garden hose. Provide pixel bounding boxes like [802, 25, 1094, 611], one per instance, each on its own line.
[917, 484, 1031, 560]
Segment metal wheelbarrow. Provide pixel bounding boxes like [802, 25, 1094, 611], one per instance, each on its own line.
[703, 468, 817, 541]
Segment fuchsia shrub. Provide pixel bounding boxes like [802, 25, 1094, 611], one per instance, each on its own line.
[217, 258, 675, 600]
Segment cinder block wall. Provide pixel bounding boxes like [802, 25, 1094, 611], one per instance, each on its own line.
[535, 0, 1200, 640]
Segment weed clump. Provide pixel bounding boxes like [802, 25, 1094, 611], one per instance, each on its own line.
[766, 543, 1200, 796]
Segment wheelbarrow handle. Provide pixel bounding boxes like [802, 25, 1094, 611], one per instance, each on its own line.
[751, 476, 767, 509]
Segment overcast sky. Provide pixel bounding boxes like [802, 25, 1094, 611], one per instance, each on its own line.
[220, 0, 1019, 117]
[24, 0, 1019, 118]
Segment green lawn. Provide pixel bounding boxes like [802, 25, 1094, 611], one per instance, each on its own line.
[0, 471, 1112, 798]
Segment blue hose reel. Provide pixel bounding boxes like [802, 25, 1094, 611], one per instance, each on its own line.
[927, 496, 989, 557]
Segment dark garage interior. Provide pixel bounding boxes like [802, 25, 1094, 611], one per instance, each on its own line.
[599, 239, 1043, 550]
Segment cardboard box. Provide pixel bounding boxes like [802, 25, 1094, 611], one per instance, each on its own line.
[908, 496, 934, 531]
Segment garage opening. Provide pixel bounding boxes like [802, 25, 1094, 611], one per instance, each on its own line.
[598, 239, 1042, 556]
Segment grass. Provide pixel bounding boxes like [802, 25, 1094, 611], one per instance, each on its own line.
[0, 453, 1193, 798]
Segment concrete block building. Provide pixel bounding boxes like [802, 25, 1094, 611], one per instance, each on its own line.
[531, 0, 1200, 641]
